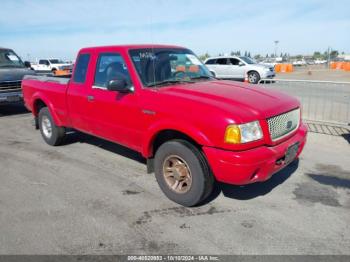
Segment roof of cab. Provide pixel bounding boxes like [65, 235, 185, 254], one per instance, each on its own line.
[79, 44, 186, 53]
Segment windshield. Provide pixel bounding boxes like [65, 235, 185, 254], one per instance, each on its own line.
[0, 50, 25, 68]
[239, 56, 256, 65]
[129, 48, 213, 87]
[49, 59, 65, 64]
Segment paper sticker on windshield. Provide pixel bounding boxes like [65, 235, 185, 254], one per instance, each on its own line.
[186, 54, 201, 65]
[6, 55, 19, 61]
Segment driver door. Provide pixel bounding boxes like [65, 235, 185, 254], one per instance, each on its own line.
[86, 52, 143, 151]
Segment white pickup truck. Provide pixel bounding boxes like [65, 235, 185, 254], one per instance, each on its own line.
[31, 59, 73, 73]
[205, 56, 275, 84]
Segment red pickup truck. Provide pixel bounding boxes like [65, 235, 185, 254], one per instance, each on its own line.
[22, 45, 307, 206]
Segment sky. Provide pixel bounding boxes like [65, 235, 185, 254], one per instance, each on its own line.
[0, 0, 349, 61]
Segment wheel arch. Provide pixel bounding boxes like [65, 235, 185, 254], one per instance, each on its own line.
[142, 124, 212, 159]
[31, 95, 63, 127]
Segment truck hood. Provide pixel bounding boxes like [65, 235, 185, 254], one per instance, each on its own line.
[0, 67, 36, 82]
[158, 80, 299, 122]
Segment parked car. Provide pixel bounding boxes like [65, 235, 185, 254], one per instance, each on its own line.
[22, 44, 307, 206]
[292, 59, 307, 66]
[31, 59, 73, 73]
[0, 47, 36, 104]
[204, 56, 275, 84]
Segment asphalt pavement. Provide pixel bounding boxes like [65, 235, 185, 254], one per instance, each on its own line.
[0, 104, 349, 255]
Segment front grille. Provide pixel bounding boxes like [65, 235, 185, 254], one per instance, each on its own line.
[267, 108, 300, 141]
[0, 81, 22, 92]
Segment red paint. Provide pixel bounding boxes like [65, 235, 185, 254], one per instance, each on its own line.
[22, 45, 307, 185]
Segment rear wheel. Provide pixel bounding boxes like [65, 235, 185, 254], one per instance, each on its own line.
[154, 140, 214, 206]
[38, 107, 65, 146]
[248, 71, 260, 84]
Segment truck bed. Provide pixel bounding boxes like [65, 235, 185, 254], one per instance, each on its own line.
[22, 75, 71, 127]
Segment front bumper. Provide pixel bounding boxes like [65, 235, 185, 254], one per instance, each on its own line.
[203, 123, 307, 185]
[261, 71, 275, 78]
[0, 91, 23, 104]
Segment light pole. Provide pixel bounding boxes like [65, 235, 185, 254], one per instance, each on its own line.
[274, 40, 279, 58]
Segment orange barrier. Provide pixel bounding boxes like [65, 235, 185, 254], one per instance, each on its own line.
[330, 62, 337, 69]
[53, 69, 71, 76]
[274, 63, 293, 73]
[330, 61, 350, 71]
[274, 64, 281, 72]
[344, 62, 350, 71]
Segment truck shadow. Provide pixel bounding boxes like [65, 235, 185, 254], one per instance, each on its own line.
[203, 159, 299, 204]
[63, 131, 146, 164]
[64, 131, 299, 204]
[0, 103, 29, 117]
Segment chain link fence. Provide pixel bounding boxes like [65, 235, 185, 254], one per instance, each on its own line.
[258, 79, 350, 126]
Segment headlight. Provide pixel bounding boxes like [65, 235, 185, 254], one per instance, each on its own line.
[225, 121, 263, 144]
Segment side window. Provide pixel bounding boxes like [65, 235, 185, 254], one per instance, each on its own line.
[73, 54, 90, 84]
[216, 58, 228, 65]
[229, 58, 240, 65]
[205, 59, 215, 65]
[93, 53, 132, 89]
[39, 60, 46, 65]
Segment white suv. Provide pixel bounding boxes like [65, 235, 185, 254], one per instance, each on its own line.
[204, 56, 275, 84]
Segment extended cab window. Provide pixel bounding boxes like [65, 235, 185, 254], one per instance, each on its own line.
[73, 54, 90, 84]
[94, 53, 132, 89]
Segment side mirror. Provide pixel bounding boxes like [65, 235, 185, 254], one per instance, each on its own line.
[239, 62, 245, 66]
[24, 61, 31, 68]
[107, 79, 131, 93]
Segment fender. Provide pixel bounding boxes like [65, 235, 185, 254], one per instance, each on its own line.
[31, 92, 64, 127]
[142, 119, 214, 158]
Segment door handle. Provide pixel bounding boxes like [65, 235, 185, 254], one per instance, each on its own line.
[87, 95, 94, 101]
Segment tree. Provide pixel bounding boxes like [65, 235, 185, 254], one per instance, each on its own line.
[330, 50, 339, 60]
[199, 52, 210, 62]
[248, 52, 251, 58]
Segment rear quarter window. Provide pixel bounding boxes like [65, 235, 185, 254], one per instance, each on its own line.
[73, 54, 90, 84]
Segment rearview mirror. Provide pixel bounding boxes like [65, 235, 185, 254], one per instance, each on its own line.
[107, 79, 131, 93]
[24, 61, 31, 68]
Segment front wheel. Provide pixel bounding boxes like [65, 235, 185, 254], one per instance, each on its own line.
[154, 140, 214, 207]
[248, 71, 260, 84]
[38, 107, 66, 146]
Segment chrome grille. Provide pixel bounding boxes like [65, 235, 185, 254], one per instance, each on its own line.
[0, 81, 22, 92]
[267, 108, 300, 141]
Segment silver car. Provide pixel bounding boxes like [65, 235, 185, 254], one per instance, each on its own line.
[204, 56, 275, 84]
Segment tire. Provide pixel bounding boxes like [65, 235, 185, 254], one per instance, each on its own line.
[154, 139, 214, 207]
[38, 107, 66, 146]
[248, 71, 260, 84]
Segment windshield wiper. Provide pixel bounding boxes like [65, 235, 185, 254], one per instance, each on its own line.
[190, 75, 213, 81]
[146, 79, 194, 87]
